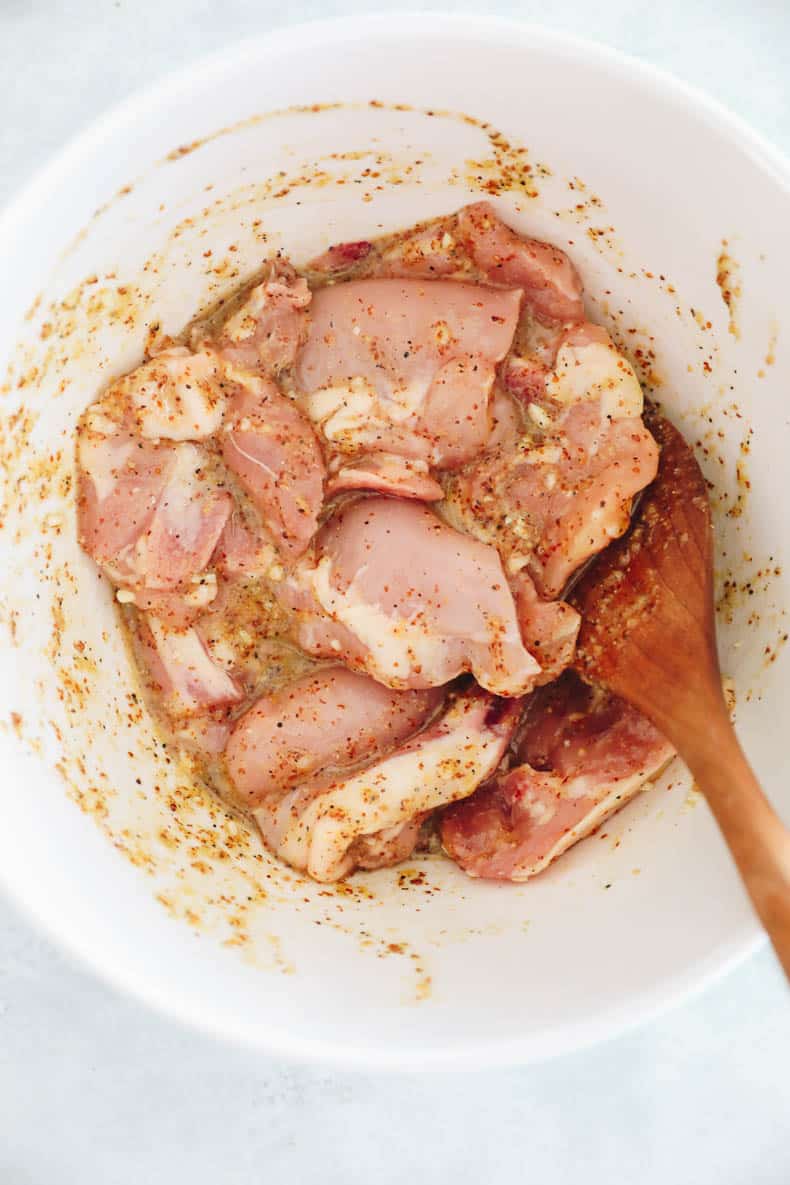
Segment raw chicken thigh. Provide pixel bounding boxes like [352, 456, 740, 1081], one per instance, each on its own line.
[277, 495, 541, 695]
[219, 368, 325, 559]
[295, 276, 522, 497]
[225, 666, 441, 808]
[257, 684, 520, 882]
[442, 322, 659, 598]
[194, 259, 311, 374]
[441, 671, 674, 880]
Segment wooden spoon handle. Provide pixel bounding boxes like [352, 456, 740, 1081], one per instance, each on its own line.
[680, 703, 790, 981]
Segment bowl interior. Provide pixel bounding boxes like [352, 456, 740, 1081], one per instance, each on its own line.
[0, 18, 788, 1066]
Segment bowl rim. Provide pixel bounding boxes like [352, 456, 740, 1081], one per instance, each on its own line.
[0, 11, 782, 1069]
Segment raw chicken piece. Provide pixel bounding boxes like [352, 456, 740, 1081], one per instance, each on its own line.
[137, 617, 244, 719]
[377, 216, 473, 279]
[502, 320, 571, 406]
[174, 717, 234, 756]
[213, 511, 276, 578]
[77, 427, 231, 602]
[486, 384, 524, 451]
[76, 344, 238, 622]
[104, 346, 227, 441]
[307, 240, 373, 275]
[544, 322, 644, 417]
[257, 684, 521, 882]
[225, 666, 440, 809]
[119, 445, 230, 590]
[441, 671, 674, 880]
[511, 571, 580, 685]
[439, 390, 581, 684]
[442, 323, 659, 597]
[130, 583, 220, 629]
[306, 205, 584, 313]
[306, 215, 470, 282]
[326, 452, 443, 501]
[77, 429, 173, 564]
[278, 496, 541, 696]
[198, 260, 311, 375]
[502, 354, 550, 406]
[295, 277, 521, 471]
[348, 816, 428, 872]
[219, 368, 325, 559]
[456, 202, 584, 324]
[194, 584, 302, 701]
[124, 509, 276, 626]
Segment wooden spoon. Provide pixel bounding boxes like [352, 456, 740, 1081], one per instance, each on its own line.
[571, 412, 790, 979]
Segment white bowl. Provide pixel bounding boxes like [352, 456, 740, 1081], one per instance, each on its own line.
[1, 15, 788, 1069]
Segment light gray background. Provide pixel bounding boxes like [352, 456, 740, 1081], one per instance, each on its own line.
[1, 3, 789, 1182]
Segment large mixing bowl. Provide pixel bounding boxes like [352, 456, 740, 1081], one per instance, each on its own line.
[0, 16, 788, 1068]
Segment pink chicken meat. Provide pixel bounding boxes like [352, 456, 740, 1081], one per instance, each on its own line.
[136, 618, 244, 720]
[455, 202, 585, 324]
[220, 369, 325, 560]
[278, 495, 541, 695]
[295, 276, 521, 497]
[78, 430, 232, 616]
[308, 201, 584, 325]
[195, 260, 311, 375]
[256, 685, 521, 882]
[225, 666, 441, 809]
[441, 671, 675, 880]
[443, 322, 659, 597]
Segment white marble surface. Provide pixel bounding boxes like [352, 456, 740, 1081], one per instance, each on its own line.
[1, 2, 789, 1181]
